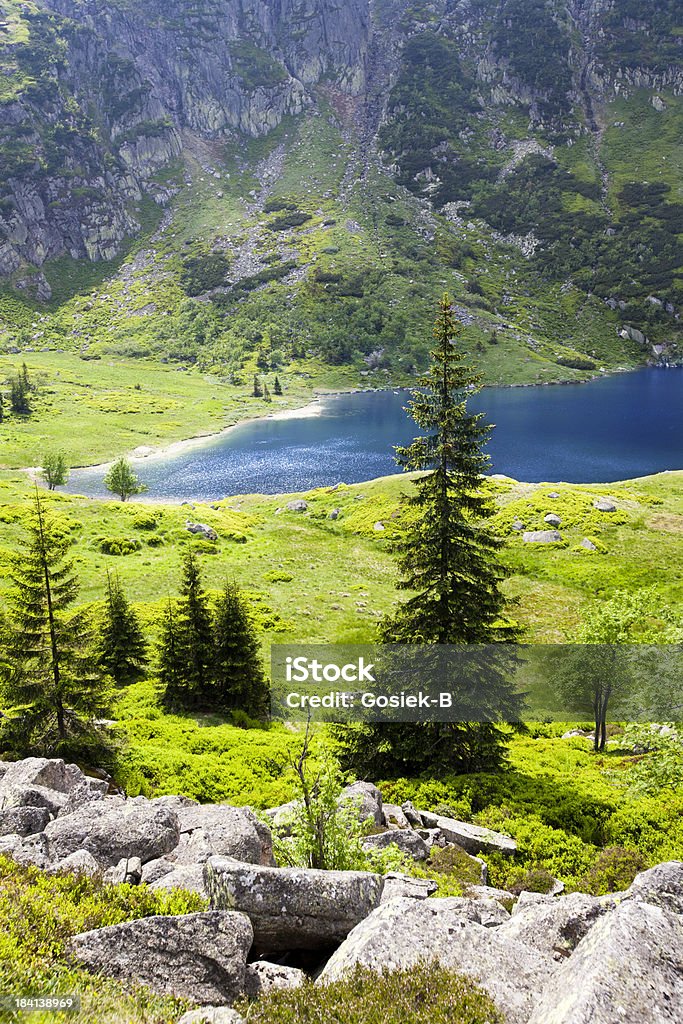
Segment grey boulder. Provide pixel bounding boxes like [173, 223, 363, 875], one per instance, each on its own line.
[0, 805, 50, 837]
[421, 814, 516, 856]
[499, 892, 611, 959]
[44, 798, 180, 867]
[544, 513, 562, 526]
[319, 896, 550, 1024]
[380, 872, 437, 902]
[206, 856, 384, 952]
[623, 861, 683, 915]
[178, 1010, 244, 1024]
[244, 960, 307, 998]
[523, 530, 562, 543]
[286, 500, 308, 512]
[173, 804, 274, 866]
[338, 781, 383, 826]
[362, 829, 429, 861]
[150, 863, 207, 897]
[594, 499, 617, 512]
[69, 911, 253, 1004]
[382, 803, 410, 829]
[51, 849, 101, 877]
[528, 901, 683, 1023]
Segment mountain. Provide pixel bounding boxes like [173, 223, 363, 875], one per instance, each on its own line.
[0, 0, 681, 383]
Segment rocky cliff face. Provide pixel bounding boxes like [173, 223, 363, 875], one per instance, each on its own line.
[0, 0, 371, 290]
[0, 0, 680, 295]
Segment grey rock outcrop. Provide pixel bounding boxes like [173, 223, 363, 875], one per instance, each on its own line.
[69, 911, 253, 1004]
[44, 798, 180, 867]
[623, 861, 683, 915]
[178, 1010, 245, 1024]
[338, 781, 383, 825]
[499, 891, 612, 960]
[172, 803, 274, 866]
[286, 500, 308, 512]
[0, 805, 50, 837]
[206, 856, 384, 952]
[362, 829, 429, 861]
[244, 960, 307, 998]
[420, 814, 516, 856]
[527, 901, 683, 1024]
[319, 896, 547, 1024]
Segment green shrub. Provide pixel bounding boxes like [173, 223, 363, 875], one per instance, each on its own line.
[97, 536, 142, 556]
[576, 846, 647, 895]
[130, 510, 160, 530]
[238, 961, 505, 1024]
[264, 570, 294, 583]
[0, 856, 204, 1023]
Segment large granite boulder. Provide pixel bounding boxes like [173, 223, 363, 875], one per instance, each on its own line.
[382, 803, 410, 829]
[0, 805, 50, 837]
[499, 892, 611, 959]
[362, 829, 429, 861]
[318, 896, 550, 1024]
[206, 856, 384, 952]
[528, 901, 683, 1023]
[338, 782, 383, 826]
[419, 813, 516, 856]
[0, 758, 108, 819]
[69, 911, 253, 1004]
[178, 1010, 244, 1024]
[623, 861, 683, 915]
[244, 960, 307, 998]
[523, 530, 562, 544]
[172, 804, 274, 866]
[150, 863, 207, 897]
[379, 872, 437, 902]
[44, 797, 180, 867]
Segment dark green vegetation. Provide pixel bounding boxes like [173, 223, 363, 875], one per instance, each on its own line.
[236, 961, 505, 1024]
[343, 296, 522, 777]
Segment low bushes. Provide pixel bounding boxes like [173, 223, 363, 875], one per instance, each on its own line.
[237, 961, 505, 1024]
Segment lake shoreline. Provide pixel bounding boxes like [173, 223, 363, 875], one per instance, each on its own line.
[43, 369, 629, 476]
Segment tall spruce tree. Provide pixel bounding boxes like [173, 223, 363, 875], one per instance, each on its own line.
[99, 571, 149, 685]
[0, 492, 111, 756]
[337, 295, 522, 777]
[213, 580, 269, 717]
[160, 551, 214, 707]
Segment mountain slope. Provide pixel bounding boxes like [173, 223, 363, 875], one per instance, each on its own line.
[0, 0, 680, 384]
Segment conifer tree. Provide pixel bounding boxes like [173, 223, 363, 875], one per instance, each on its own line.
[262, 382, 271, 403]
[213, 581, 269, 717]
[160, 551, 214, 707]
[0, 492, 111, 756]
[253, 375, 262, 398]
[338, 295, 521, 777]
[157, 598, 183, 694]
[99, 571, 149, 685]
[10, 373, 30, 414]
[273, 375, 283, 395]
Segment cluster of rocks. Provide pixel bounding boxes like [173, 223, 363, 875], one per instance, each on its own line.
[1, 759, 681, 1024]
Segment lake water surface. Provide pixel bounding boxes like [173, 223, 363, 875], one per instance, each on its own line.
[67, 368, 683, 500]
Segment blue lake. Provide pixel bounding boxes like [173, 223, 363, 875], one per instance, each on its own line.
[68, 368, 683, 500]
